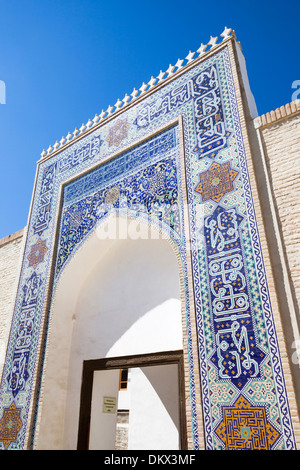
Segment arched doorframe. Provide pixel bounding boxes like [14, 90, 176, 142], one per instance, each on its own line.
[33, 212, 199, 449]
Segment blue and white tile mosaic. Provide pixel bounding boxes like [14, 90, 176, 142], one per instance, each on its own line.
[0, 41, 296, 450]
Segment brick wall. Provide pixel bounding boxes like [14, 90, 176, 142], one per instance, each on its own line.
[0, 229, 24, 378]
[255, 101, 300, 315]
[115, 410, 129, 450]
[253, 100, 300, 445]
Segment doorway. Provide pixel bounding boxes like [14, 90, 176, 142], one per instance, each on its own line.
[35, 235, 186, 449]
[77, 351, 187, 450]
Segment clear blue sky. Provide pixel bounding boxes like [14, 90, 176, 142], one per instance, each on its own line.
[0, 0, 299, 239]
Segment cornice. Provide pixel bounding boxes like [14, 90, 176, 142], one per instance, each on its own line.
[38, 27, 236, 164]
[254, 99, 300, 129]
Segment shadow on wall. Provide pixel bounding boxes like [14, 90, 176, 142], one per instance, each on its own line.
[72, 236, 183, 359]
[36, 225, 184, 449]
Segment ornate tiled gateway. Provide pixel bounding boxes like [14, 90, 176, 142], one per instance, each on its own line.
[0, 28, 297, 449]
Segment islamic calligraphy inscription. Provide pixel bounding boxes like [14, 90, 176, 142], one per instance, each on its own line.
[204, 206, 266, 388]
[134, 81, 192, 129]
[134, 64, 230, 161]
[192, 65, 230, 159]
[6, 272, 41, 398]
[195, 161, 238, 202]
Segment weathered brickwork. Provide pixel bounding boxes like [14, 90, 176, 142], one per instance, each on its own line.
[0, 230, 24, 378]
[255, 102, 300, 312]
[253, 102, 300, 446]
[115, 411, 129, 450]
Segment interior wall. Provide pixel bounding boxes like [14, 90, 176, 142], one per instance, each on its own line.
[36, 224, 183, 449]
[127, 364, 180, 450]
[89, 364, 180, 450]
[89, 369, 120, 450]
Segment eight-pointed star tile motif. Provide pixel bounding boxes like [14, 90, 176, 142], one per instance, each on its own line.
[195, 161, 238, 203]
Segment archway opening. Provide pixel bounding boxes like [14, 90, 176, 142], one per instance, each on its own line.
[36, 218, 186, 450]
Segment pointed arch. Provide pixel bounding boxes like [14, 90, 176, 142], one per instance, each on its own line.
[34, 214, 194, 449]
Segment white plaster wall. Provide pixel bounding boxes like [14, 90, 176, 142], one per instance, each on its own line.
[89, 364, 180, 450]
[89, 369, 120, 450]
[235, 43, 258, 119]
[36, 223, 183, 449]
[69, 237, 182, 360]
[128, 365, 180, 450]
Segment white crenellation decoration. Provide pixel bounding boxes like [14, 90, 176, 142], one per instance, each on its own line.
[185, 51, 195, 64]
[148, 76, 157, 89]
[175, 58, 184, 70]
[197, 43, 207, 55]
[166, 64, 175, 76]
[207, 36, 218, 48]
[41, 27, 235, 159]
[157, 70, 165, 82]
[139, 82, 148, 95]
